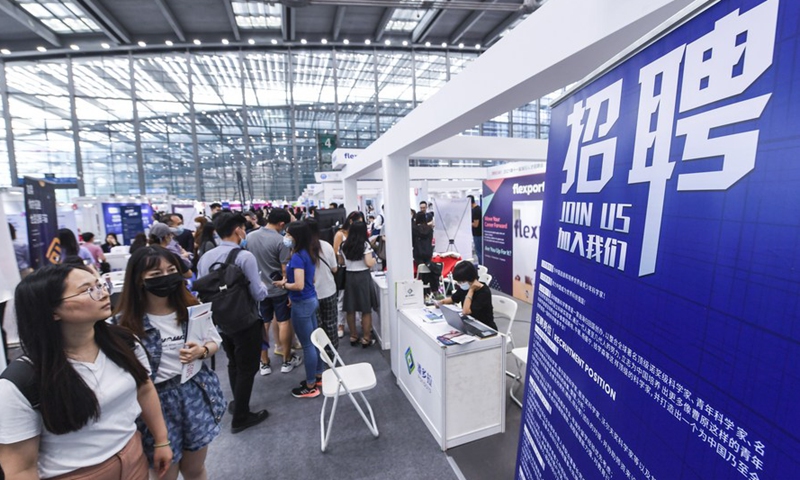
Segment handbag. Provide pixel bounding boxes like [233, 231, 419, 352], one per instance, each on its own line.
[334, 266, 346, 291]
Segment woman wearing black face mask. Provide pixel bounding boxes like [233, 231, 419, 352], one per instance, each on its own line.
[115, 246, 225, 480]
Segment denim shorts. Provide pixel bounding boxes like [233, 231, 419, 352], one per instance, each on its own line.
[260, 294, 291, 323]
[140, 368, 225, 465]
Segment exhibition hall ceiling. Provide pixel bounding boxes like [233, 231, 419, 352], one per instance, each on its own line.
[0, 0, 543, 56]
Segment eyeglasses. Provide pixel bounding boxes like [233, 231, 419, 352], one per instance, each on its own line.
[62, 282, 111, 302]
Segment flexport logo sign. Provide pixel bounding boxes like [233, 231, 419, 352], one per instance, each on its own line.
[512, 182, 545, 195]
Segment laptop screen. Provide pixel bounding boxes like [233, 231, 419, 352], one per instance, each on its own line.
[440, 305, 467, 332]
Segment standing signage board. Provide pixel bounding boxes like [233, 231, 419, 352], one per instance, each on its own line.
[482, 173, 545, 303]
[121, 205, 144, 244]
[23, 177, 59, 269]
[515, 1, 799, 479]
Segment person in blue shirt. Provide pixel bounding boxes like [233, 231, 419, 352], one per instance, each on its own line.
[273, 221, 323, 399]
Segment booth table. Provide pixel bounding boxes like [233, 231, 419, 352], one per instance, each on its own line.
[396, 308, 505, 450]
[370, 272, 391, 350]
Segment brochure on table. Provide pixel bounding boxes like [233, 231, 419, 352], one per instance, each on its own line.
[515, 1, 800, 478]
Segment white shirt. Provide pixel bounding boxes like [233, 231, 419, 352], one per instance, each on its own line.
[0, 345, 150, 478]
[148, 312, 223, 384]
[344, 242, 373, 272]
[315, 240, 337, 299]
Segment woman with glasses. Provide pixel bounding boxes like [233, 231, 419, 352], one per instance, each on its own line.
[115, 246, 225, 480]
[0, 264, 171, 479]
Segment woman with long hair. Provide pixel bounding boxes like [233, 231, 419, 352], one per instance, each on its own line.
[195, 224, 217, 260]
[102, 232, 119, 253]
[273, 221, 323, 399]
[340, 221, 378, 347]
[0, 264, 171, 479]
[57, 228, 95, 269]
[306, 218, 339, 349]
[115, 246, 225, 480]
[333, 211, 365, 338]
[192, 217, 209, 252]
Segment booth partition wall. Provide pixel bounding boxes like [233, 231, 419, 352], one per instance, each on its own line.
[0, 48, 558, 201]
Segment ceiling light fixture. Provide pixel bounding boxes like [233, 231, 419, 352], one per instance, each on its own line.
[300, 38, 307, 44]
[249, 39, 256, 45]
[365, 39, 371, 45]
[70, 44, 80, 50]
[458, 43, 464, 49]
[425, 41, 431, 47]
[0, 49, 10, 55]
[101, 42, 110, 49]
[475, 43, 481, 49]
[384, 39, 391, 46]
[37, 46, 47, 52]
[270, 39, 277, 44]
[441, 42, 447, 48]
[193, 39, 201, 45]
[165, 40, 173, 46]
[402, 40, 408, 46]
[343, 39, 350, 45]
[222, 38, 229, 45]
[138, 41, 146, 47]
[321, 38, 328, 44]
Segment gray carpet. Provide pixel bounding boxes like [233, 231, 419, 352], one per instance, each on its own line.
[206, 336, 458, 480]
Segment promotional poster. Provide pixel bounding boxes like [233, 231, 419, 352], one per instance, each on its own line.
[482, 173, 545, 302]
[23, 177, 59, 269]
[515, 1, 799, 479]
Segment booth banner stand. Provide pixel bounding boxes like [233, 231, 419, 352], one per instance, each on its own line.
[482, 173, 545, 301]
[432, 198, 472, 258]
[515, 1, 799, 479]
[24, 177, 59, 269]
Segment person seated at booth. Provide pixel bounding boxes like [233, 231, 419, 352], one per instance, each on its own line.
[435, 262, 496, 331]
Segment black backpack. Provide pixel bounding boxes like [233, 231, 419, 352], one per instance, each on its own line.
[193, 248, 260, 334]
[0, 356, 39, 409]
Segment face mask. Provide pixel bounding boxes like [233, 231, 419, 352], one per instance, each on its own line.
[143, 273, 184, 297]
[283, 237, 294, 249]
[240, 238, 248, 249]
[171, 226, 185, 236]
[194, 222, 202, 229]
[458, 282, 471, 291]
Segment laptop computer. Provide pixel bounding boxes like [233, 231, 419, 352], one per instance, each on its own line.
[440, 305, 497, 338]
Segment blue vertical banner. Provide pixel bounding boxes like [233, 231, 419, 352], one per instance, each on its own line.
[23, 177, 59, 269]
[120, 205, 143, 245]
[482, 173, 545, 303]
[515, 1, 799, 480]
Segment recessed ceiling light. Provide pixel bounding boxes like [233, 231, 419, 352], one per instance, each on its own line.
[138, 41, 146, 47]
[0, 49, 10, 55]
[365, 39, 371, 45]
[458, 43, 464, 49]
[165, 40, 173, 46]
[101, 42, 110, 49]
[300, 38, 307, 44]
[441, 42, 447, 48]
[384, 39, 391, 46]
[193, 39, 201, 45]
[402, 40, 408, 46]
[270, 39, 277, 45]
[221, 38, 229, 45]
[248, 39, 255, 45]
[37, 46, 47, 52]
[70, 44, 79, 50]
[321, 38, 328, 44]
[475, 43, 481, 49]
[343, 39, 349, 45]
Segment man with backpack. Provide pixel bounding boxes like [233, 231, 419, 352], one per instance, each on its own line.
[196, 211, 269, 434]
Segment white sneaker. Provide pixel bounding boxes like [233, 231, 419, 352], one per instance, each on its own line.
[281, 355, 303, 373]
[259, 361, 272, 376]
[337, 327, 344, 338]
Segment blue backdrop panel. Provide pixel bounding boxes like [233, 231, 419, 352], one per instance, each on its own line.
[515, 1, 799, 479]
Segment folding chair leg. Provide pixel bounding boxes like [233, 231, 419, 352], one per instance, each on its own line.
[320, 392, 341, 452]
[344, 388, 379, 438]
[509, 357, 524, 408]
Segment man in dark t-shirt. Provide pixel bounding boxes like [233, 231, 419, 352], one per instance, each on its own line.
[469, 195, 482, 264]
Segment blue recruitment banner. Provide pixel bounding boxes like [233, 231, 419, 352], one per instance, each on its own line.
[120, 205, 143, 245]
[515, 1, 798, 480]
[140, 203, 153, 230]
[23, 177, 59, 269]
[482, 173, 545, 303]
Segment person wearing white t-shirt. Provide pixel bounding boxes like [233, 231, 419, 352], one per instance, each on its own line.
[307, 218, 339, 348]
[0, 264, 171, 479]
[341, 221, 379, 347]
[116, 246, 225, 480]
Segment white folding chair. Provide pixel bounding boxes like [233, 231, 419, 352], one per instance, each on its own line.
[509, 347, 528, 408]
[311, 328, 379, 452]
[492, 296, 519, 378]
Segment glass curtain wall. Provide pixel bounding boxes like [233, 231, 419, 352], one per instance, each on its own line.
[0, 48, 558, 200]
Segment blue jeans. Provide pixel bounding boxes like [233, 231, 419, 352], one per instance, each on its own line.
[473, 235, 483, 264]
[290, 296, 324, 386]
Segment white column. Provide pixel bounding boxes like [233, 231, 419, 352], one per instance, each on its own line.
[343, 177, 358, 212]
[382, 154, 413, 377]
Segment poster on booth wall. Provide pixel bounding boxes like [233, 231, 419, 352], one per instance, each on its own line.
[515, 1, 800, 480]
[24, 177, 59, 269]
[482, 173, 545, 303]
[121, 205, 144, 245]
